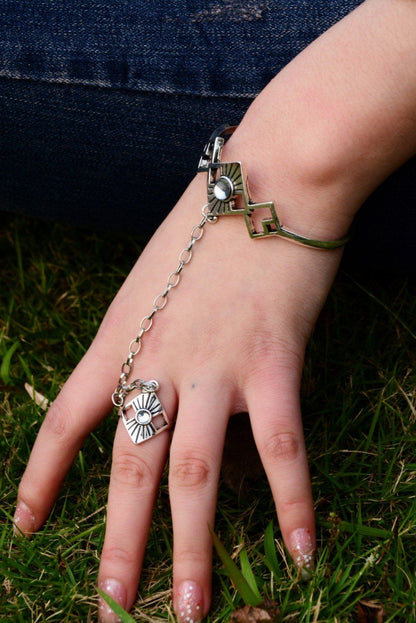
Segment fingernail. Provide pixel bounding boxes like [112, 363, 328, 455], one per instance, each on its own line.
[98, 578, 127, 623]
[13, 501, 35, 537]
[175, 580, 203, 623]
[290, 528, 315, 580]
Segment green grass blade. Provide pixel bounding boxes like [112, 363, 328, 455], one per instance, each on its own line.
[17, 354, 33, 383]
[210, 527, 263, 607]
[1, 341, 19, 384]
[97, 588, 137, 622]
[14, 229, 25, 291]
[239, 548, 262, 601]
[317, 517, 391, 538]
[264, 521, 281, 578]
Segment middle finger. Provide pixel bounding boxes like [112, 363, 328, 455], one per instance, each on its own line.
[169, 376, 232, 623]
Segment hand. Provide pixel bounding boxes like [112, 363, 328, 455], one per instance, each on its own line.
[15, 1, 416, 617]
[13, 158, 344, 621]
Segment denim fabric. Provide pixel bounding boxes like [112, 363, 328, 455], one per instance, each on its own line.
[0, 1, 364, 97]
[0, 78, 255, 237]
[0, 1, 415, 271]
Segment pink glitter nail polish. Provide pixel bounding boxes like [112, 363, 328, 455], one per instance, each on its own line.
[290, 528, 315, 579]
[176, 580, 203, 623]
[13, 501, 35, 537]
[98, 578, 127, 623]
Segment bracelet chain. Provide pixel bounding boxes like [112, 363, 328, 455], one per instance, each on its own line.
[111, 204, 217, 409]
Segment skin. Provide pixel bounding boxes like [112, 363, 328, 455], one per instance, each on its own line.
[13, 0, 416, 620]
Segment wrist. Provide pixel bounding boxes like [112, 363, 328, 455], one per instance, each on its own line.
[219, 0, 416, 244]
[220, 124, 355, 245]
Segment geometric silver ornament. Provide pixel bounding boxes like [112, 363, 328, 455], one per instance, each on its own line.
[121, 390, 169, 445]
[207, 161, 246, 216]
[198, 126, 349, 249]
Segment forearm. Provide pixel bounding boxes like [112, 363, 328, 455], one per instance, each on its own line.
[225, 0, 416, 239]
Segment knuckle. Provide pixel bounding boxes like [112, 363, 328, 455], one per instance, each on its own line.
[262, 431, 300, 464]
[174, 547, 208, 567]
[101, 544, 137, 568]
[279, 497, 308, 514]
[169, 455, 211, 490]
[242, 333, 303, 385]
[111, 453, 154, 490]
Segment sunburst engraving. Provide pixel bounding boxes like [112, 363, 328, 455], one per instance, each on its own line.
[121, 391, 168, 445]
[208, 162, 246, 215]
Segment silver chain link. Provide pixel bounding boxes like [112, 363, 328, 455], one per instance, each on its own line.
[111, 204, 217, 409]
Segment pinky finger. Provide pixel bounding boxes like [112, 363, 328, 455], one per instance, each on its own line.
[246, 376, 315, 579]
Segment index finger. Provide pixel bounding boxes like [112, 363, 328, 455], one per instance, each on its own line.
[13, 341, 118, 535]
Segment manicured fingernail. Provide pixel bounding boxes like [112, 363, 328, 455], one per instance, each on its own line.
[175, 580, 203, 623]
[290, 528, 315, 580]
[13, 501, 35, 537]
[98, 578, 127, 623]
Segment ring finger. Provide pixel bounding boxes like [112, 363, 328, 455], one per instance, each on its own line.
[98, 379, 176, 622]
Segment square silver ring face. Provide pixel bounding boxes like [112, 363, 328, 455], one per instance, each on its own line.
[121, 391, 169, 444]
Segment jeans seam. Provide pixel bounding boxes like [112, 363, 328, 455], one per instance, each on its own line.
[0, 71, 258, 100]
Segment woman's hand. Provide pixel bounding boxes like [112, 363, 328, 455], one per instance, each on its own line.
[13, 161, 344, 620]
[13, 0, 416, 620]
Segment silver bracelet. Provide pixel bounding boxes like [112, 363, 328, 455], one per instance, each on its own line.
[112, 124, 349, 444]
[198, 124, 349, 248]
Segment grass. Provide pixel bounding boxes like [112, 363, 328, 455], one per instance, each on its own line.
[0, 211, 415, 622]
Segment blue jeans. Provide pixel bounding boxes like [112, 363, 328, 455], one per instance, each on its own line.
[0, 1, 415, 271]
